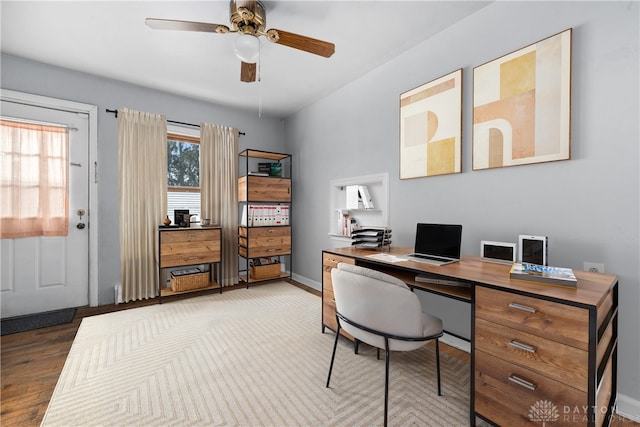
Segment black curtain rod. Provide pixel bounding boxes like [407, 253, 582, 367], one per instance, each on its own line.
[105, 109, 245, 136]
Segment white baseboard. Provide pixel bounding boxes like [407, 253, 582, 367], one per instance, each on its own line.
[441, 332, 471, 353]
[616, 394, 640, 422]
[291, 273, 320, 292]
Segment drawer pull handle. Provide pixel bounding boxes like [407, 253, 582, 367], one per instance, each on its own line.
[508, 302, 537, 313]
[268, 229, 274, 233]
[509, 340, 537, 353]
[508, 374, 536, 391]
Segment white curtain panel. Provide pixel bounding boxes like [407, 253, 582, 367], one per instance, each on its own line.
[118, 108, 167, 302]
[200, 123, 239, 287]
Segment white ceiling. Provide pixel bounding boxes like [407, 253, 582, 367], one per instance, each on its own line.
[1, 1, 490, 118]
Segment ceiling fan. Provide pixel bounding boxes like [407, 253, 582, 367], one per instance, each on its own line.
[145, 0, 335, 83]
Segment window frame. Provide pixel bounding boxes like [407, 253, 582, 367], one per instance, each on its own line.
[166, 126, 201, 222]
[167, 131, 200, 193]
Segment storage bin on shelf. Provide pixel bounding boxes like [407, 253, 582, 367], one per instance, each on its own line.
[250, 263, 281, 280]
[170, 268, 209, 292]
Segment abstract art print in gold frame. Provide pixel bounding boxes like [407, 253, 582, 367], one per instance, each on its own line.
[400, 69, 462, 179]
[472, 29, 572, 171]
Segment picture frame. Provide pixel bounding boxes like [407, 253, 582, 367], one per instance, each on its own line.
[400, 69, 462, 179]
[518, 234, 548, 266]
[480, 240, 517, 264]
[472, 29, 572, 170]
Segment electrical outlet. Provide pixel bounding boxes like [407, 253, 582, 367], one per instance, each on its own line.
[584, 262, 605, 274]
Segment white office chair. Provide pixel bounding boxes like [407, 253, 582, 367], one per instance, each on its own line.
[326, 263, 443, 427]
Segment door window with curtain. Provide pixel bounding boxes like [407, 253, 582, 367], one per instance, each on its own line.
[167, 132, 201, 222]
[0, 119, 69, 238]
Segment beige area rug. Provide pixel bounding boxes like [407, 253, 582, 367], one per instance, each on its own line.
[42, 282, 471, 426]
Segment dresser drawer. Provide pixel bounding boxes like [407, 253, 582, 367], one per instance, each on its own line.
[475, 349, 586, 427]
[238, 226, 291, 258]
[475, 317, 588, 391]
[239, 235, 291, 249]
[238, 176, 291, 202]
[239, 226, 291, 239]
[161, 228, 220, 244]
[160, 229, 221, 267]
[476, 286, 589, 350]
[239, 244, 290, 258]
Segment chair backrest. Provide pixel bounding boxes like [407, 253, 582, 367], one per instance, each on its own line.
[331, 267, 424, 350]
[337, 262, 409, 289]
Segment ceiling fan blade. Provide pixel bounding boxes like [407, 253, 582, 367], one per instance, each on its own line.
[145, 18, 229, 34]
[266, 29, 335, 58]
[240, 62, 257, 83]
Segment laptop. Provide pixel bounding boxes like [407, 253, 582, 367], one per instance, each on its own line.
[402, 223, 463, 266]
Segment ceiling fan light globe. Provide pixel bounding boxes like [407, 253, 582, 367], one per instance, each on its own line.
[233, 34, 259, 63]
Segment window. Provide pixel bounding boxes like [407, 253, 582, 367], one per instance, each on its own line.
[167, 132, 200, 222]
[0, 119, 69, 238]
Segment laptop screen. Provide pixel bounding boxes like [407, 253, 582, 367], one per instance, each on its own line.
[414, 223, 463, 259]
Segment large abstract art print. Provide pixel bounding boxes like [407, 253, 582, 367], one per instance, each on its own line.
[400, 69, 462, 179]
[473, 29, 572, 170]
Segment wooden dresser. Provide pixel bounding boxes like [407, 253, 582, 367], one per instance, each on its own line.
[158, 226, 222, 299]
[321, 246, 618, 427]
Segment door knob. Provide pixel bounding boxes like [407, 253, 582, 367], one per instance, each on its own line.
[77, 223, 86, 230]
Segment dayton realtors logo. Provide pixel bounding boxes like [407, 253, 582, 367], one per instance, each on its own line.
[529, 400, 560, 426]
[529, 400, 616, 424]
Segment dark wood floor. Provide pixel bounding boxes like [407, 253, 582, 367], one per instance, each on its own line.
[1, 281, 637, 427]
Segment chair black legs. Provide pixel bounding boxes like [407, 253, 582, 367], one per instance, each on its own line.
[383, 337, 390, 427]
[326, 323, 341, 388]
[325, 321, 442, 427]
[436, 339, 441, 396]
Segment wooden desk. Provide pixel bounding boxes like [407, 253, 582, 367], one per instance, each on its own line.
[322, 246, 618, 427]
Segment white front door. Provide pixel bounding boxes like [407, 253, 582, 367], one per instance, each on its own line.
[1, 100, 90, 317]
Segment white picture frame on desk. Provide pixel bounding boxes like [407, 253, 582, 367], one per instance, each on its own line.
[480, 241, 517, 264]
[518, 235, 548, 266]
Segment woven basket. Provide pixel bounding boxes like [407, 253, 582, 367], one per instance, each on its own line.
[170, 271, 209, 292]
[250, 263, 281, 280]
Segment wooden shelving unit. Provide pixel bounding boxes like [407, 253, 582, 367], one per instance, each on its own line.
[238, 149, 292, 287]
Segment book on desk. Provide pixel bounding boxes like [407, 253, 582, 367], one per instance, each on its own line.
[509, 262, 577, 288]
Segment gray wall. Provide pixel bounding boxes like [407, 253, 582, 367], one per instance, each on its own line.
[1, 53, 286, 306]
[284, 1, 639, 412]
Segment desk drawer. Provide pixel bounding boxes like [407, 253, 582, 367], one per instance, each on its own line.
[322, 252, 355, 340]
[475, 286, 589, 350]
[475, 349, 585, 427]
[475, 317, 588, 391]
[323, 253, 355, 271]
